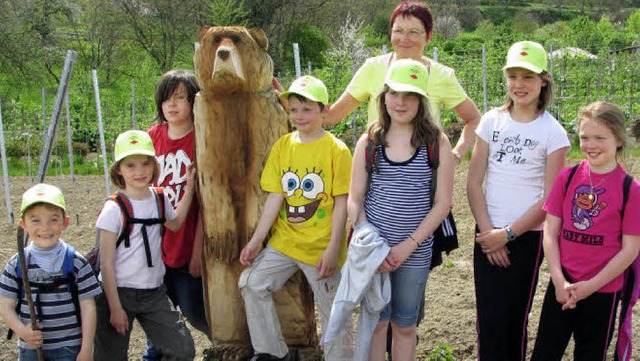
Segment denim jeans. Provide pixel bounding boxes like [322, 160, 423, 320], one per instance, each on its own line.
[19, 345, 80, 361]
[379, 265, 430, 327]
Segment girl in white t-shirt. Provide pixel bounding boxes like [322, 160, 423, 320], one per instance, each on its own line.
[467, 41, 570, 361]
[93, 130, 196, 361]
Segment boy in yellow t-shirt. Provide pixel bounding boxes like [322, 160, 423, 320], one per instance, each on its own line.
[238, 75, 354, 361]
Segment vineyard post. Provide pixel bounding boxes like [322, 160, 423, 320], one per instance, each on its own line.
[0, 103, 13, 224]
[92, 69, 111, 195]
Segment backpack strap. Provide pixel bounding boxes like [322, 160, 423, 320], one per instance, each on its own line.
[62, 244, 81, 328]
[427, 139, 440, 208]
[621, 174, 633, 219]
[110, 189, 166, 268]
[564, 164, 580, 193]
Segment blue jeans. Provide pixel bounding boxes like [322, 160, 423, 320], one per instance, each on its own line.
[19, 345, 80, 361]
[379, 266, 430, 327]
[144, 265, 210, 360]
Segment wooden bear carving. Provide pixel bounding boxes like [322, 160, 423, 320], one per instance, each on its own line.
[193, 26, 317, 360]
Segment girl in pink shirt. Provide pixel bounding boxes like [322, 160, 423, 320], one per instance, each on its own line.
[532, 101, 640, 360]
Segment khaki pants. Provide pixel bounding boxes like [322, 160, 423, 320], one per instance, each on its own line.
[239, 246, 354, 360]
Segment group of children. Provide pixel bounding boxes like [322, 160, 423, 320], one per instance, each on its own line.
[0, 38, 638, 361]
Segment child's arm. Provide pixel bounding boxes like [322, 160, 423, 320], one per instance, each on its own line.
[165, 164, 196, 232]
[565, 234, 640, 309]
[382, 133, 454, 272]
[189, 212, 204, 278]
[239, 192, 284, 267]
[0, 295, 42, 348]
[542, 213, 574, 307]
[317, 194, 347, 280]
[466, 137, 512, 267]
[99, 229, 129, 336]
[347, 135, 369, 227]
[76, 298, 96, 361]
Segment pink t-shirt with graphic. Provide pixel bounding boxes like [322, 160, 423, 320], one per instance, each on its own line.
[544, 160, 640, 292]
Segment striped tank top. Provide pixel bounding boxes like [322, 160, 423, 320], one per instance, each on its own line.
[364, 144, 434, 268]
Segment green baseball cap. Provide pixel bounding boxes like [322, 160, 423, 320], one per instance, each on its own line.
[279, 75, 329, 105]
[384, 59, 429, 98]
[114, 130, 156, 163]
[21, 183, 66, 216]
[503, 41, 548, 74]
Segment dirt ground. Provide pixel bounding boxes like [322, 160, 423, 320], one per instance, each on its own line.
[0, 160, 638, 360]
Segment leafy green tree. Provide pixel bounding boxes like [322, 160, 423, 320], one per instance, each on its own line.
[111, 0, 208, 73]
[207, 0, 250, 27]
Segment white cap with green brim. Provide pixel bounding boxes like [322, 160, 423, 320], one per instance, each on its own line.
[21, 183, 66, 216]
[279, 75, 329, 105]
[384, 59, 429, 98]
[114, 130, 156, 163]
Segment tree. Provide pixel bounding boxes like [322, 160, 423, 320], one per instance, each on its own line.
[111, 0, 208, 73]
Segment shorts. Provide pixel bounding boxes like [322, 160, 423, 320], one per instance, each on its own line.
[379, 266, 430, 327]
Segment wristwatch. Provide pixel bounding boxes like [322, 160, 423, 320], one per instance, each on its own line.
[504, 226, 517, 242]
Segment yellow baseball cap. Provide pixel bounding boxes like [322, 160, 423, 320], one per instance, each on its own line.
[21, 183, 66, 216]
[384, 59, 429, 98]
[279, 75, 329, 105]
[114, 130, 156, 163]
[503, 41, 548, 74]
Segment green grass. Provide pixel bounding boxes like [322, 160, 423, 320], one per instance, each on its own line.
[2, 154, 106, 177]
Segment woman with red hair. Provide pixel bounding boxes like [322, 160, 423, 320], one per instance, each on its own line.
[324, 1, 480, 164]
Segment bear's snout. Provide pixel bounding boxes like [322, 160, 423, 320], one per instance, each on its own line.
[218, 49, 230, 60]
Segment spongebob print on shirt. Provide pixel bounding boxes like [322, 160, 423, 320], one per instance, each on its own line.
[260, 133, 352, 266]
[281, 168, 328, 225]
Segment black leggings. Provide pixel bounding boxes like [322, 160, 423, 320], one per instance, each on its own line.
[531, 281, 619, 361]
[474, 229, 544, 361]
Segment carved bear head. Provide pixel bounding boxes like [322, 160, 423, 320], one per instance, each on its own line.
[195, 26, 273, 95]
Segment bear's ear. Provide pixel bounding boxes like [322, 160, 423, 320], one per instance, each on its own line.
[197, 27, 211, 43]
[248, 28, 268, 51]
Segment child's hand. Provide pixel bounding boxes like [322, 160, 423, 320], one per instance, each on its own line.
[109, 307, 129, 336]
[76, 346, 92, 361]
[316, 248, 338, 280]
[18, 324, 42, 349]
[485, 247, 511, 268]
[379, 241, 413, 272]
[239, 240, 262, 267]
[185, 163, 197, 194]
[553, 279, 573, 304]
[563, 280, 596, 309]
[189, 252, 202, 278]
[476, 229, 509, 253]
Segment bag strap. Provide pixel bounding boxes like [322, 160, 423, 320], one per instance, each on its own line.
[111, 189, 166, 267]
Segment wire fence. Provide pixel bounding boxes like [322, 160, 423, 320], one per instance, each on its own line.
[1, 44, 639, 178]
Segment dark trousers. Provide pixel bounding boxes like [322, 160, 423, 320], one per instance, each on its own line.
[531, 281, 619, 361]
[474, 229, 543, 361]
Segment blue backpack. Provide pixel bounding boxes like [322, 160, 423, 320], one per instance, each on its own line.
[7, 244, 79, 340]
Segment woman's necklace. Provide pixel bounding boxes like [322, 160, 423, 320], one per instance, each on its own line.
[587, 164, 614, 200]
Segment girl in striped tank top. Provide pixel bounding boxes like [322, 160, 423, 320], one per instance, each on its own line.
[347, 59, 454, 360]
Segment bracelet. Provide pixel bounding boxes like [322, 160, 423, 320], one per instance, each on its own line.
[452, 150, 462, 160]
[408, 234, 421, 247]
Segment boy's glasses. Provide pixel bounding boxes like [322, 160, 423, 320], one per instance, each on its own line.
[391, 29, 425, 39]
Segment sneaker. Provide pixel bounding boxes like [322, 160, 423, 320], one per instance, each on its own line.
[249, 352, 291, 361]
